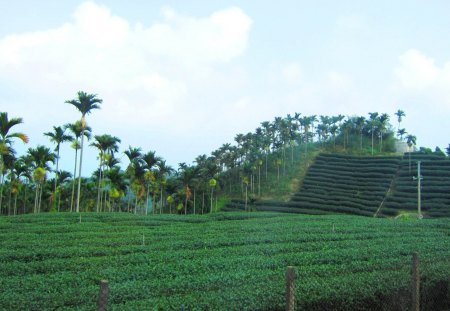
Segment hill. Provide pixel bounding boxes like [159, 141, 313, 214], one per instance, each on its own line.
[225, 152, 450, 218]
[0, 212, 449, 310]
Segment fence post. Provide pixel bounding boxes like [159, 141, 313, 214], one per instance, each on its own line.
[97, 279, 109, 311]
[286, 266, 296, 311]
[411, 252, 420, 311]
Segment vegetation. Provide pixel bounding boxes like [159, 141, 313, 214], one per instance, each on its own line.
[0, 212, 449, 310]
[1, 101, 414, 215]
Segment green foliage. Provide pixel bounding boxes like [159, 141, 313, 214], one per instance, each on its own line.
[0, 213, 449, 310]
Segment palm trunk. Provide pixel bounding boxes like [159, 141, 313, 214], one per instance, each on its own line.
[103, 185, 108, 212]
[202, 191, 205, 214]
[193, 189, 196, 215]
[127, 188, 131, 212]
[291, 144, 294, 165]
[38, 183, 43, 213]
[371, 127, 374, 156]
[134, 195, 138, 214]
[8, 186, 12, 216]
[360, 131, 363, 152]
[145, 185, 150, 216]
[210, 187, 214, 213]
[184, 187, 188, 215]
[0, 173, 4, 215]
[76, 122, 85, 213]
[34, 185, 39, 213]
[160, 186, 163, 214]
[13, 192, 18, 216]
[22, 184, 27, 214]
[245, 185, 248, 212]
[53, 147, 60, 212]
[380, 131, 383, 153]
[70, 147, 78, 213]
[265, 152, 268, 181]
[96, 156, 102, 212]
[57, 187, 61, 212]
[258, 165, 261, 197]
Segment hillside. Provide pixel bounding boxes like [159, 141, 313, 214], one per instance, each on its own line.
[0, 212, 449, 310]
[225, 152, 450, 218]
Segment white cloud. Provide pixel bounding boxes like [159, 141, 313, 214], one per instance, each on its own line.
[0, 1, 252, 170]
[394, 49, 439, 90]
[394, 49, 450, 111]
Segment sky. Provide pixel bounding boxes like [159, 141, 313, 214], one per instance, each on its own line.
[1, 0, 450, 176]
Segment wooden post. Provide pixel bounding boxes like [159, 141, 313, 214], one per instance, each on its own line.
[286, 266, 296, 311]
[411, 252, 420, 311]
[97, 280, 109, 311]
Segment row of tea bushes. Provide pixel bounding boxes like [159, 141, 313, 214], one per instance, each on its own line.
[382, 152, 450, 217]
[0, 212, 449, 310]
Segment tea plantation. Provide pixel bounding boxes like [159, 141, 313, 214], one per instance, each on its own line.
[225, 153, 450, 218]
[1, 212, 449, 310]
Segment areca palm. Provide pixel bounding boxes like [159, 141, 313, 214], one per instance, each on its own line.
[124, 146, 143, 213]
[0, 112, 28, 213]
[44, 125, 73, 210]
[66, 91, 102, 213]
[155, 159, 174, 214]
[355, 116, 365, 152]
[91, 134, 121, 212]
[368, 112, 379, 156]
[395, 109, 406, 133]
[378, 113, 390, 152]
[397, 128, 407, 140]
[142, 151, 158, 215]
[65, 121, 91, 212]
[28, 146, 55, 213]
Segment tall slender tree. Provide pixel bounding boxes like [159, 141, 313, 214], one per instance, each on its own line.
[65, 121, 91, 212]
[27, 146, 55, 213]
[368, 112, 379, 156]
[44, 126, 73, 210]
[91, 134, 121, 212]
[395, 109, 406, 134]
[66, 92, 102, 213]
[0, 112, 28, 214]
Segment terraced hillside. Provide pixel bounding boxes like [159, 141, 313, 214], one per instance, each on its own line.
[225, 152, 450, 218]
[380, 153, 450, 218]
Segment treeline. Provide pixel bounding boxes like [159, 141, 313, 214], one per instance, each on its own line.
[0, 92, 435, 215]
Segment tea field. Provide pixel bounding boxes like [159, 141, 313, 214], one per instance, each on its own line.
[1, 212, 449, 310]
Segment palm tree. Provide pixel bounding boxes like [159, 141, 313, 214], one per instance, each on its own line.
[209, 178, 217, 213]
[378, 113, 390, 152]
[178, 164, 196, 215]
[44, 125, 73, 210]
[397, 128, 407, 140]
[56, 170, 72, 212]
[142, 151, 158, 215]
[66, 91, 102, 213]
[155, 159, 174, 214]
[406, 134, 417, 175]
[368, 112, 379, 156]
[0, 112, 28, 213]
[65, 121, 91, 212]
[27, 146, 55, 213]
[395, 109, 406, 134]
[124, 146, 143, 213]
[91, 134, 121, 212]
[355, 116, 365, 152]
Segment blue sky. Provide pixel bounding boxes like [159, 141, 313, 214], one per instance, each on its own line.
[1, 1, 450, 175]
